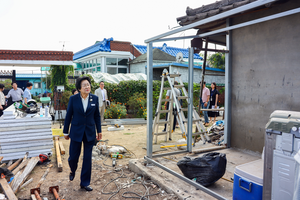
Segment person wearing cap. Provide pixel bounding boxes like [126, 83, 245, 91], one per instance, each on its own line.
[5, 82, 23, 103]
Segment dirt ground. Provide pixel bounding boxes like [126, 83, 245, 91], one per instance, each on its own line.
[16, 122, 194, 200]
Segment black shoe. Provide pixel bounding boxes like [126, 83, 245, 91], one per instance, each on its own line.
[81, 185, 93, 191]
[162, 129, 166, 132]
[69, 173, 75, 181]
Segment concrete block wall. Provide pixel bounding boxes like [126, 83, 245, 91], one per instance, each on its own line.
[230, 0, 300, 152]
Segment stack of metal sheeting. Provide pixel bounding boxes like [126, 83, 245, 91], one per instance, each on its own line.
[0, 105, 53, 161]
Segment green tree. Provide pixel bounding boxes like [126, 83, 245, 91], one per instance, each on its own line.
[208, 52, 225, 69]
[49, 65, 74, 92]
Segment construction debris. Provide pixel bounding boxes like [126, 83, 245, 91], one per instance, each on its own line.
[49, 186, 61, 200]
[54, 137, 63, 172]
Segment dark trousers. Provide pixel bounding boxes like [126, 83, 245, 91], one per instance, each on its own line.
[0, 105, 7, 117]
[164, 102, 177, 131]
[68, 132, 94, 187]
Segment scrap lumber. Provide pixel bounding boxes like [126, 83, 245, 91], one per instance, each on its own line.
[55, 137, 63, 172]
[11, 156, 39, 193]
[7, 158, 22, 171]
[9, 171, 21, 187]
[6, 160, 13, 167]
[0, 163, 6, 168]
[0, 156, 3, 162]
[36, 164, 53, 188]
[19, 178, 33, 190]
[31, 194, 37, 200]
[12, 159, 29, 175]
[58, 141, 65, 155]
[0, 178, 18, 200]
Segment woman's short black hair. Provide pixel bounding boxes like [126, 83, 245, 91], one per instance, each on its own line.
[76, 76, 91, 91]
[26, 82, 33, 87]
[0, 83, 4, 89]
[72, 89, 78, 95]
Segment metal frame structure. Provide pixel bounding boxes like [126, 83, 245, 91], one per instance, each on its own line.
[145, 1, 300, 199]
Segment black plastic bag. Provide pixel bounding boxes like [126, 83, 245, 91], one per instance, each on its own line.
[177, 152, 227, 186]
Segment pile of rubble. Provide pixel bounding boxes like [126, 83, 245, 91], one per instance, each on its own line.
[207, 121, 225, 145]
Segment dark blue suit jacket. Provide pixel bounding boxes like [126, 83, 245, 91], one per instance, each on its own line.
[63, 93, 101, 143]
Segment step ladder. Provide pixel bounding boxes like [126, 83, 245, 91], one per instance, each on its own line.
[152, 69, 210, 144]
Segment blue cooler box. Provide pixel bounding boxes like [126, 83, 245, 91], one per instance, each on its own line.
[233, 159, 263, 200]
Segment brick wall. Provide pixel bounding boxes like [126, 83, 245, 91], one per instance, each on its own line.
[0, 50, 73, 61]
[110, 41, 141, 58]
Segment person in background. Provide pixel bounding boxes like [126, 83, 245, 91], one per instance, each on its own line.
[63, 76, 101, 192]
[200, 81, 210, 126]
[95, 81, 108, 122]
[208, 82, 220, 123]
[23, 82, 33, 104]
[72, 89, 79, 95]
[0, 83, 6, 117]
[5, 82, 23, 103]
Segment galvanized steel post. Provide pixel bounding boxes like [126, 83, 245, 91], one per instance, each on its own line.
[224, 18, 232, 147]
[146, 42, 153, 158]
[187, 47, 194, 152]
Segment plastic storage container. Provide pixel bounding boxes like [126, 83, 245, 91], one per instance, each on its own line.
[233, 159, 263, 200]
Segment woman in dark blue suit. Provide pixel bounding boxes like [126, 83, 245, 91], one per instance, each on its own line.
[63, 76, 102, 191]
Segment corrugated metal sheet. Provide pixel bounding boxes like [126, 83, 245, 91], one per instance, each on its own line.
[133, 43, 203, 60]
[73, 37, 113, 60]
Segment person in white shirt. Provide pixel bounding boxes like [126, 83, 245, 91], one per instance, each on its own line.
[94, 81, 108, 122]
[0, 83, 6, 117]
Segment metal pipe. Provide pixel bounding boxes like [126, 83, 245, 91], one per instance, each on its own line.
[152, 150, 188, 158]
[192, 146, 226, 154]
[151, 7, 300, 43]
[187, 48, 194, 152]
[146, 43, 154, 158]
[198, 38, 209, 114]
[52, 188, 60, 200]
[34, 190, 42, 200]
[145, 0, 278, 43]
[224, 18, 232, 147]
[144, 156, 228, 200]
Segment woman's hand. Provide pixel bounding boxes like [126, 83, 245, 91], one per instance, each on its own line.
[97, 133, 102, 140]
[64, 135, 70, 140]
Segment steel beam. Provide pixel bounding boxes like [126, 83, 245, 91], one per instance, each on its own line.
[224, 19, 232, 147]
[150, 7, 300, 43]
[152, 150, 188, 158]
[146, 43, 154, 158]
[187, 48, 194, 152]
[145, 0, 278, 43]
[144, 156, 228, 200]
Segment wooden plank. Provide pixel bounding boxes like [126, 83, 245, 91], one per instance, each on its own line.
[55, 137, 63, 172]
[11, 157, 39, 193]
[0, 163, 6, 167]
[7, 158, 22, 171]
[58, 141, 65, 155]
[0, 178, 18, 200]
[0, 156, 3, 162]
[19, 178, 33, 190]
[12, 159, 29, 175]
[36, 164, 53, 188]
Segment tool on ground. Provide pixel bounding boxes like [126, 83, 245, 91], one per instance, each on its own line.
[152, 69, 210, 144]
[49, 186, 61, 200]
[38, 154, 50, 165]
[111, 154, 124, 159]
[112, 158, 116, 167]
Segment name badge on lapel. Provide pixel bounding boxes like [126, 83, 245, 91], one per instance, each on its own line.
[91, 104, 95, 106]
